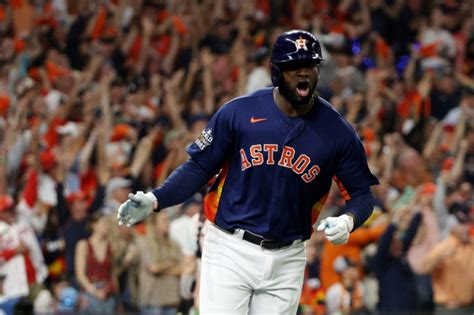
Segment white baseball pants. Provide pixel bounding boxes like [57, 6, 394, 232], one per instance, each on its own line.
[199, 223, 306, 314]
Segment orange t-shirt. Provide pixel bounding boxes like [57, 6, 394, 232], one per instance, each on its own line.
[320, 224, 386, 290]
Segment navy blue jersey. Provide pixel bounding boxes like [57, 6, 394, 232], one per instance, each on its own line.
[186, 88, 377, 242]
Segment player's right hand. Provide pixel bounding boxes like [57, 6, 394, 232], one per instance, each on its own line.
[117, 191, 157, 227]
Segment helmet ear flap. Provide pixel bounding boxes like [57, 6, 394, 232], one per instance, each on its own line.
[270, 61, 281, 86]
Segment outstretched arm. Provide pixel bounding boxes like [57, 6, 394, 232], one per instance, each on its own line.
[117, 158, 213, 226]
[118, 102, 235, 226]
[152, 158, 213, 210]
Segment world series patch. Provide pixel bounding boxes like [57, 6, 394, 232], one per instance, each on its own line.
[195, 128, 213, 150]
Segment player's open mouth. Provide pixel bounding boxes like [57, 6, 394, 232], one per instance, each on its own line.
[296, 81, 310, 98]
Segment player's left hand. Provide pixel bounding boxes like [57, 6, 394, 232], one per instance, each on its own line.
[317, 214, 354, 244]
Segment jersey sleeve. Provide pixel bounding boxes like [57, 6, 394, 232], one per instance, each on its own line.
[334, 126, 379, 199]
[151, 105, 235, 210]
[186, 104, 235, 175]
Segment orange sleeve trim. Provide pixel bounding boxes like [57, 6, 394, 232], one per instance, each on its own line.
[203, 162, 229, 222]
[333, 176, 351, 201]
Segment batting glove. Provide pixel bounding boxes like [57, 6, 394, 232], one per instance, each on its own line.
[317, 214, 354, 244]
[117, 191, 157, 227]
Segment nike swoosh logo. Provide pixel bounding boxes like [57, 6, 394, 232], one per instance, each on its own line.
[250, 117, 267, 123]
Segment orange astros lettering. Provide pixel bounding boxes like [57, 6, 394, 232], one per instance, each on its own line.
[240, 144, 321, 183]
[250, 117, 267, 123]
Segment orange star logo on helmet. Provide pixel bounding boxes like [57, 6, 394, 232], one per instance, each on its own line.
[295, 36, 308, 51]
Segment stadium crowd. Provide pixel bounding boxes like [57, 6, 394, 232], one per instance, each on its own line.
[0, 0, 472, 314]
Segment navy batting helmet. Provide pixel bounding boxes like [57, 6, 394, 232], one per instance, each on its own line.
[270, 30, 324, 86]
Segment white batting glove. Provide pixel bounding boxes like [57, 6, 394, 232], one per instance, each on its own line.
[317, 214, 354, 244]
[117, 191, 157, 227]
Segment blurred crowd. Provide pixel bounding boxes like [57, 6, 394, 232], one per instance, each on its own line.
[0, 0, 473, 314]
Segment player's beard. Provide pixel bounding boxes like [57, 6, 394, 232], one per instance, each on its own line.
[279, 77, 317, 108]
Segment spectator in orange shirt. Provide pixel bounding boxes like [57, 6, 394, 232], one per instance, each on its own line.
[419, 208, 474, 315]
[319, 218, 386, 290]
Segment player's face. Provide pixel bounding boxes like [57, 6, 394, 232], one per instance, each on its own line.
[279, 60, 319, 107]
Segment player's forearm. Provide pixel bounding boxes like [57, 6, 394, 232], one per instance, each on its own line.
[151, 158, 212, 210]
[343, 190, 375, 230]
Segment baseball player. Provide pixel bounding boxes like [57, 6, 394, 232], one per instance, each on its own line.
[117, 30, 379, 314]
